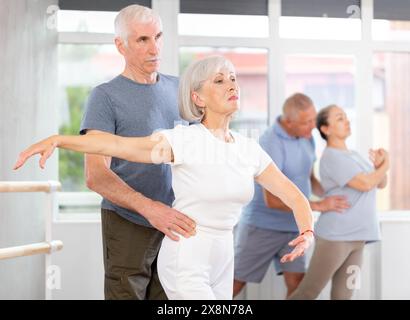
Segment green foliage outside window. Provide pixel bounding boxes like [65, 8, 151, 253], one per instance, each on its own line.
[59, 86, 91, 191]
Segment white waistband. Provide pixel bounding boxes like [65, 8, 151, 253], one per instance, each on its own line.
[195, 225, 233, 236]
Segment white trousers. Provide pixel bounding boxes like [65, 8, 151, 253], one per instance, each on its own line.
[157, 226, 234, 300]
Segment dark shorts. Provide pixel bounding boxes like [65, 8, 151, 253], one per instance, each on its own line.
[234, 222, 307, 283]
[101, 208, 167, 300]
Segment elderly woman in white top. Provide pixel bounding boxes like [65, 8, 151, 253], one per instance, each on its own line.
[14, 56, 314, 300]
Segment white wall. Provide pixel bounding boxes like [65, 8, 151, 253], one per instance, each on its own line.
[379, 215, 410, 299]
[50, 212, 410, 300]
[0, 0, 58, 300]
[51, 220, 104, 300]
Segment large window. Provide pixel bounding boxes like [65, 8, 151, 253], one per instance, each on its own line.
[56, 0, 410, 213]
[373, 0, 410, 41]
[58, 44, 123, 191]
[178, 0, 268, 38]
[373, 52, 410, 211]
[280, 17, 361, 40]
[57, 10, 117, 33]
[285, 55, 355, 109]
[180, 47, 268, 135]
[178, 14, 269, 38]
[373, 20, 410, 41]
[285, 55, 357, 153]
[280, 0, 361, 40]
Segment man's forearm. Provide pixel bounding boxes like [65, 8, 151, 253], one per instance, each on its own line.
[265, 188, 324, 212]
[263, 190, 292, 212]
[311, 183, 324, 198]
[311, 174, 325, 197]
[88, 168, 152, 218]
[309, 200, 322, 212]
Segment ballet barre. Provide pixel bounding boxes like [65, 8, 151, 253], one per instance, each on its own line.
[0, 180, 63, 300]
[0, 240, 63, 260]
[0, 181, 60, 193]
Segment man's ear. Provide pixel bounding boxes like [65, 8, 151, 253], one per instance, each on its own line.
[191, 91, 206, 107]
[115, 37, 126, 55]
[282, 116, 293, 128]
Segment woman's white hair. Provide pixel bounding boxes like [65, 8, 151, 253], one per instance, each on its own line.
[114, 4, 162, 46]
[179, 55, 236, 122]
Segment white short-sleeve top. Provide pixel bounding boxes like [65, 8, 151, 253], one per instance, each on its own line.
[160, 123, 272, 230]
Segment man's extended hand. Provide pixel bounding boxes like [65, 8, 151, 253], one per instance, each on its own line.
[318, 195, 350, 213]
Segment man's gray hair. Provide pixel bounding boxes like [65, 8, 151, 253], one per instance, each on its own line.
[114, 4, 162, 46]
[282, 93, 314, 120]
[179, 55, 236, 122]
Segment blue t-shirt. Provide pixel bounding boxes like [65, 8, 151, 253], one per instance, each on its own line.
[80, 74, 182, 227]
[240, 118, 316, 232]
[315, 147, 381, 242]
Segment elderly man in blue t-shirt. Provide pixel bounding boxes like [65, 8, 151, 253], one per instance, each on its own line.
[233, 93, 350, 298]
[80, 5, 195, 300]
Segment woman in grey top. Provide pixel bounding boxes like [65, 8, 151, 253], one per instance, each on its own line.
[289, 104, 389, 300]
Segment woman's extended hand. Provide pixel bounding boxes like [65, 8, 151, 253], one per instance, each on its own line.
[13, 136, 58, 170]
[280, 232, 314, 263]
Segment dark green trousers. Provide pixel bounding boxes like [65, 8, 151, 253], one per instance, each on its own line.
[101, 208, 167, 300]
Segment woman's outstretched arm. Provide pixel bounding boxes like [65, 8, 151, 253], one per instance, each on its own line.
[13, 132, 172, 170]
[255, 163, 314, 263]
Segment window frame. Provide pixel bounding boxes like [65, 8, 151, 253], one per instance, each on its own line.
[57, 0, 410, 216]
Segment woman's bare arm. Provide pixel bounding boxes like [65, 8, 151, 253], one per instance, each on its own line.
[13, 132, 172, 170]
[347, 159, 389, 192]
[256, 163, 314, 263]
